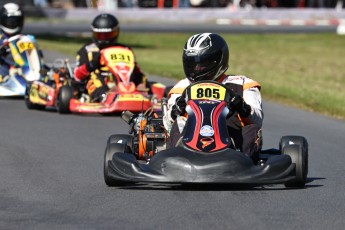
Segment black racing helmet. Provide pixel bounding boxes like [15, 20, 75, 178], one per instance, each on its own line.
[91, 13, 120, 49]
[0, 3, 24, 36]
[183, 33, 229, 82]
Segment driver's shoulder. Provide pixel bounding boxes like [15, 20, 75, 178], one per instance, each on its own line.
[169, 78, 189, 95]
[222, 74, 258, 85]
[84, 42, 99, 52]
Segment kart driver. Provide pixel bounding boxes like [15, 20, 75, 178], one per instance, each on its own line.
[163, 33, 263, 162]
[73, 13, 147, 102]
[0, 3, 24, 83]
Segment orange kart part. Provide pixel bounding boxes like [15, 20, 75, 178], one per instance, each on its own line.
[136, 114, 167, 160]
[138, 118, 152, 159]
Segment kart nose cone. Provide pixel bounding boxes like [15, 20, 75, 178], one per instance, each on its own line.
[161, 157, 197, 181]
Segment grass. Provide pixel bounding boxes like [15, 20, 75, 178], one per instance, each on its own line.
[37, 33, 345, 120]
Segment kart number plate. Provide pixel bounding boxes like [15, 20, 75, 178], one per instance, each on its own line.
[101, 47, 136, 83]
[190, 83, 226, 101]
[102, 47, 135, 67]
[16, 41, 35, 53]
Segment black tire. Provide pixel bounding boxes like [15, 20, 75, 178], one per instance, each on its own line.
[282, 143, 308, 188]
[280, 136, 309, 187]
[24, 82, 45, 110]
[107, 134, 134, 153]
[103, 143, 130, 187]
[57, 85, 73, 114]
[279, 135, 308, 154]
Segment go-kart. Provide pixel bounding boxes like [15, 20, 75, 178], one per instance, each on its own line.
[0, 34, 44, 97]
[24, 58, 74, 111]
[104, 80, 308, 188]
[25, 46, 165, 114]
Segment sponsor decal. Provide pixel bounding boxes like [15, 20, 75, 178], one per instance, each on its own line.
[200, 125, 214, 137]
[185, 49, 198, 56]
[77, 104, 104, 109]
[199, 100, 216, 104]
[16, 41, 34, 53]
[117, 94, 149, 101]
[200, 137, 214, 149]
[222, 76, 244, 85]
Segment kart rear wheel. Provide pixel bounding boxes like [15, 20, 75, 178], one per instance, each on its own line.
[283, 143, 308, 188]
[57, 85, 73, 114]
[107, 134, 133, 153]
[24, 82, 45, 110]
[104, 143, 132, 187]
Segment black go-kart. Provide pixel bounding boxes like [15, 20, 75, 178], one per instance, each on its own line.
[104, 81, 308, 188]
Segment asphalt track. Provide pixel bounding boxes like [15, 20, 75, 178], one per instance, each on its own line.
[1, 49, 345, 229]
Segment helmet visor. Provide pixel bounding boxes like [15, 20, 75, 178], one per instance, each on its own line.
[183, 55, 219, 82]
[3, 16, 23, 29]
[93, 30, 119, 42]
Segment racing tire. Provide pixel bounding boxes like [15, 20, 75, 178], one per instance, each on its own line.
[280, 135, 309, 187]
[24, 82, 45, 110]
[279, 135, 308, 154]
[104, 143, 132, 187]
[57, 85, 73, 114]
[282, 143, 308, 188]
[107, 134, 134, 153]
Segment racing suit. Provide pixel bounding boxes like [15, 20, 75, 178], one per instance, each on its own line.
[73, 42, 147, 101]
[1, 33, 48, 84]
[163, 74, 263, 160]
[0, 33, 13, 83]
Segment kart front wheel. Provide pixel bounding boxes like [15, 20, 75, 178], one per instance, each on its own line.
[107, 134, 133, 153]
[279, 135, 308, 154]
[282, 140, 308, 188]
[104, 143, 132, 187]
[57, 85, 73, 114]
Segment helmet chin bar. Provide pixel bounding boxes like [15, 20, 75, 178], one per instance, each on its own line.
[1, 26, 21, 36]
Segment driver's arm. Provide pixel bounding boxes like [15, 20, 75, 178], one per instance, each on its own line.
[163, 93, 181, 132]
[162, 78, 189, 131]
[243, 87, 263, 127]
[74, 45, 100, 81]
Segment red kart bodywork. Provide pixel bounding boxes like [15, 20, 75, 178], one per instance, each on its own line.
[69, 82, 164, 113]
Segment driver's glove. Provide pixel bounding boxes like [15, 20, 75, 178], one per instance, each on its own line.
[171, 96, 186, 120]
[85, 52, 101, 72]
[229, 95, 251, 118]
